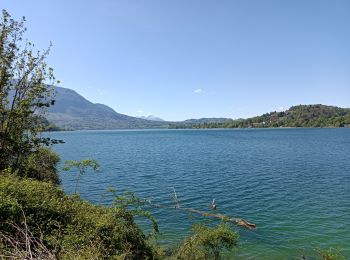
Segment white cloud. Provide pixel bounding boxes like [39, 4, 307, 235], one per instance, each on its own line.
[194, 88, 203, 93]
[137, 110, 144, 114]
[277, 107, 285, 112]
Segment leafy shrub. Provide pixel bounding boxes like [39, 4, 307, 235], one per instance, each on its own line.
[317, 247, 345, 260]
[174, 223, 238, 260]
[24, 147, 61, 185]
[0, 175, 157, 259]
[62, 159, 99, 193]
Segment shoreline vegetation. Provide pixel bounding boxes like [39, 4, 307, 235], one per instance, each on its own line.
[0, 9, 346, 259]
[169, 105, 350, 129]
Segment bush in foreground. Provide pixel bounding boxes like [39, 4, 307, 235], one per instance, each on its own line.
[174, 223, 238, 260]
[0, 175, 157, 259]
[24, 147, 61, 185]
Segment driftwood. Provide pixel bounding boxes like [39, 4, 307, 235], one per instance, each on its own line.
[177, 207, 256, 230]
[145, 199, 256, 230]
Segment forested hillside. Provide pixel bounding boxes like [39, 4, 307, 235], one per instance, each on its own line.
[170, 105, 350, 129]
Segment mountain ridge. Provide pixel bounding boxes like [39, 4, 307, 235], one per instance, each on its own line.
[47, 86, 168, 130]
[46, 86, 350, 130]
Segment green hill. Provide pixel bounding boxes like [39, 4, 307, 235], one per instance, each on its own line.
[171, 105, 350, 129]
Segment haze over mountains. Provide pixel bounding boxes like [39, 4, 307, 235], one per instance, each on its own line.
[46, 86, 350, 130]
[138, 115, 165, 121]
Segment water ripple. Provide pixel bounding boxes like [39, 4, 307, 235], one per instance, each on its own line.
[50, 128, 350, 258]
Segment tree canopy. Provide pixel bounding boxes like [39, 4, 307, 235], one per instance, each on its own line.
[0, 9, 59, 176]
[170, 105, 350, 129]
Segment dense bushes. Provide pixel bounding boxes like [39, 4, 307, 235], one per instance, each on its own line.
[24, 147, 61, 185]
[0, 175, 157, 259]
[0, 147, 61, 185]
[0, 175, 245, 259]
[174, 223, 238, 260]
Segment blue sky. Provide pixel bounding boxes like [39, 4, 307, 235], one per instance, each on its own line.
[2, 0, 350, 121]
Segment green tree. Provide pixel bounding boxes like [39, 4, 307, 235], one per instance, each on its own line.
[63, 159, 99, 193]
[0, 9, 58, 175]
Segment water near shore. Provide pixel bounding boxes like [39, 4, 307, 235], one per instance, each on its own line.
[49, 128, 350, 259]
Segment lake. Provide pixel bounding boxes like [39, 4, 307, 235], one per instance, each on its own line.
[48, 128, 350, 259]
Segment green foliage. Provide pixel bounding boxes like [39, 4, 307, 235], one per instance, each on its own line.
[112, 189, 159, 235]
[0, 9, 59, 175]
[174, 223, 238, 260]
[0, 175, 157, 259]
[63, 159, 99, 193]
[170, 105, 350, 129]
[24, 147, 60, 185]
[316, 247, 345, 260]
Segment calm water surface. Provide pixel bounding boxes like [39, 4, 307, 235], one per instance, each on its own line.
[48, 128, 350, 259]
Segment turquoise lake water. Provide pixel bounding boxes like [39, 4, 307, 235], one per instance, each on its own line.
[48, 128, 350, 259]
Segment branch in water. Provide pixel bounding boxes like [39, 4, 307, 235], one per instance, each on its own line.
[144, 199, 256, 230]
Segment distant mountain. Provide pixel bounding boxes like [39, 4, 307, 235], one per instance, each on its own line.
[138, 115, 165, 121]
[46, 87, 350, 130]
[46, 86, 236, 130]
[47, 87, 168, 130]
[171, 105, 350, 129]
